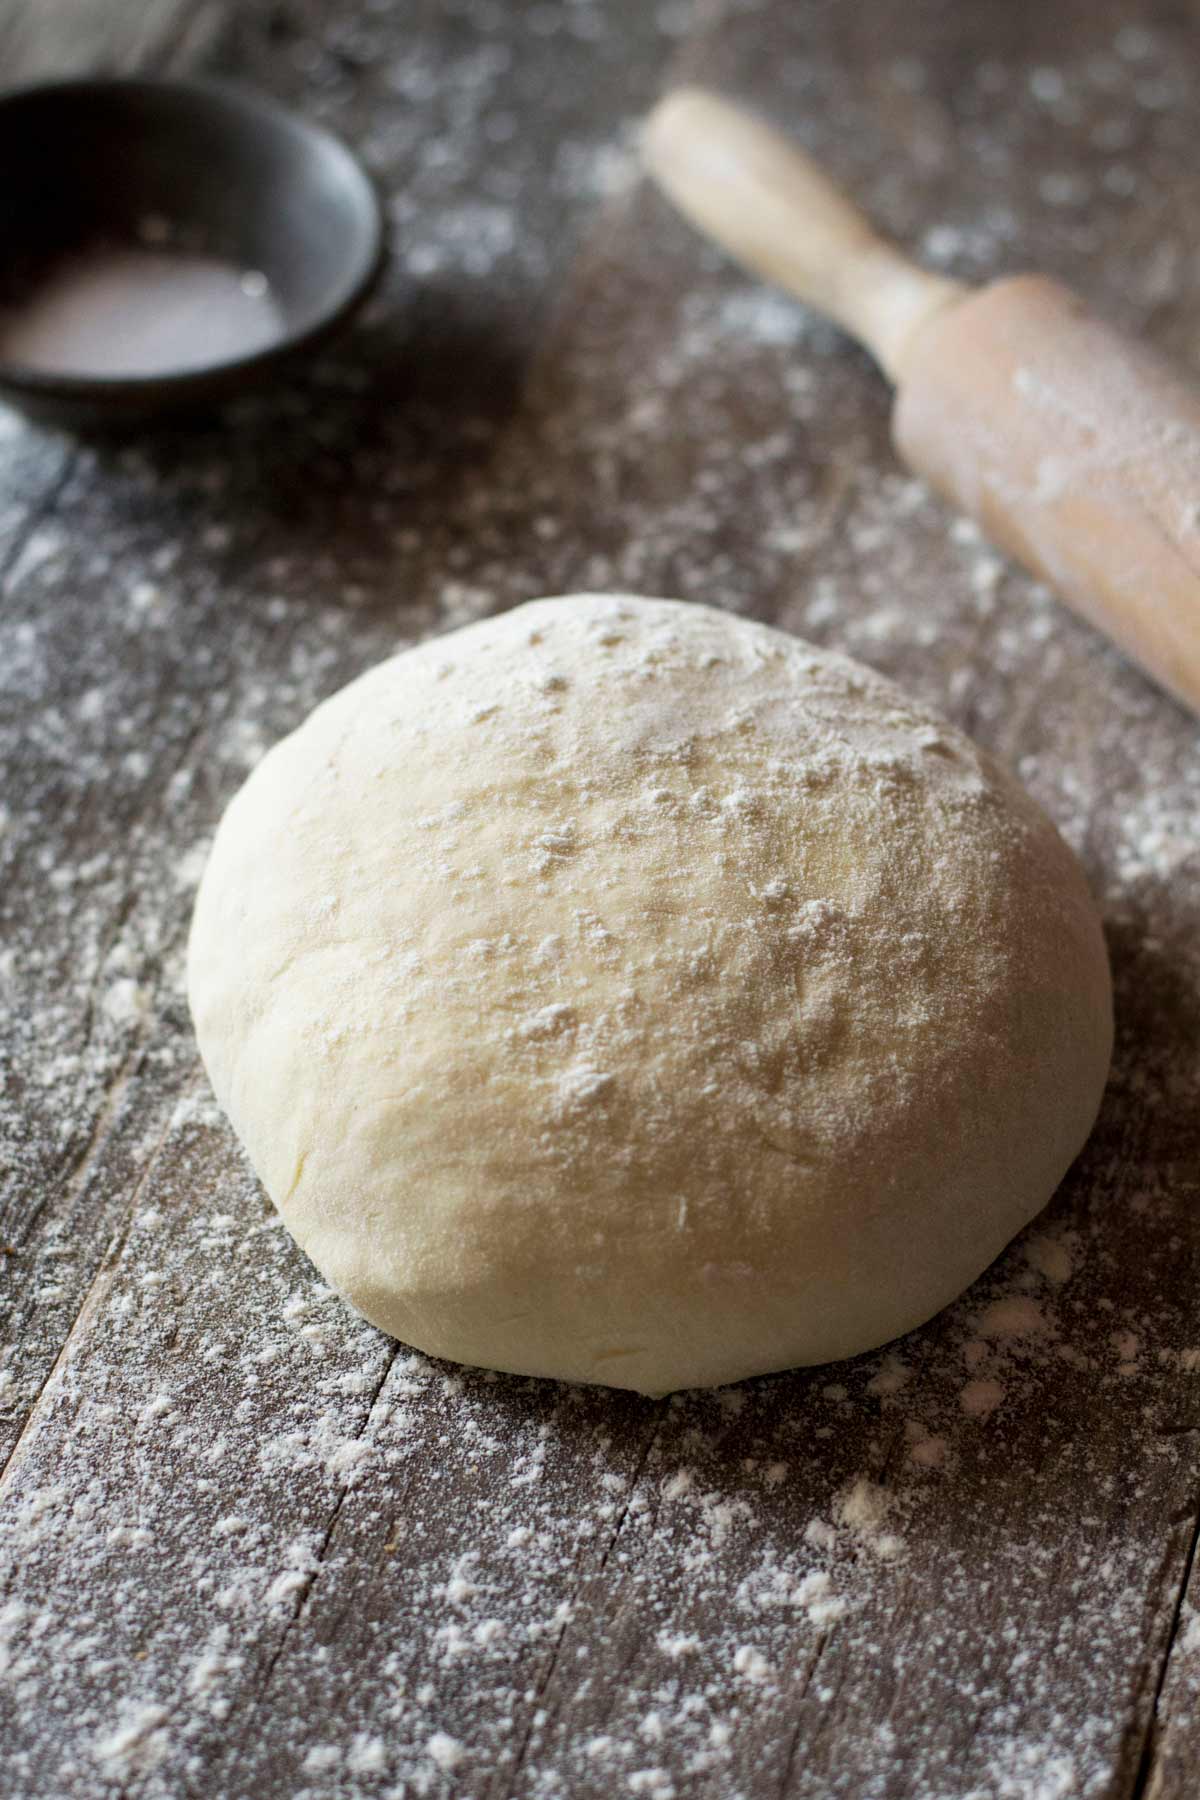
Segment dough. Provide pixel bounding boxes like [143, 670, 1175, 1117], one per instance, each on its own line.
[188, 595, 1112, 1394]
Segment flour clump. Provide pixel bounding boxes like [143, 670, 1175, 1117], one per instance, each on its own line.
[188, 595, 1112, 1394]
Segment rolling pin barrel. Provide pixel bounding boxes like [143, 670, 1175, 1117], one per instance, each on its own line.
[894, 275, 1200, 713]
[643, 87, 1200, 715]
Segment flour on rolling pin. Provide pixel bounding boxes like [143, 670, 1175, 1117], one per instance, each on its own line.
[643, 88, 1200, 715]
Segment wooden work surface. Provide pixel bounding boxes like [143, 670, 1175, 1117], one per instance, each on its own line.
[2, 2, 1199, 1795]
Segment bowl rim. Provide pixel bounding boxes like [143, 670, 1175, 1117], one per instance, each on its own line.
[0, 73, 388, 403]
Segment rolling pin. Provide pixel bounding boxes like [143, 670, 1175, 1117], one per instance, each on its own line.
[642, 87, 1200, 716]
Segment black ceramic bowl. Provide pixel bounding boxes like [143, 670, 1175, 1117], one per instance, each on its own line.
[0, 77, 386, 427]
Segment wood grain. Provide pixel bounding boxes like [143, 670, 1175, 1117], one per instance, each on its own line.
[0, 0, 228, 79]
[1, 2, 1199, 1796]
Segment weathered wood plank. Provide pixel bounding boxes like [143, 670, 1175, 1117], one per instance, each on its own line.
[0, 0, 239, 1473]
[0, 0, 229, 80]
[1, 0, 1199, 1797]
[0, 0, 678, 1478]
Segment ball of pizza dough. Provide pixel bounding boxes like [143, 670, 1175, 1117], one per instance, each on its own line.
[188, 595, 1111, 1394]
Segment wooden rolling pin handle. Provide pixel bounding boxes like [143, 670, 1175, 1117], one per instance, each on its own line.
[642, 87, 967, 380]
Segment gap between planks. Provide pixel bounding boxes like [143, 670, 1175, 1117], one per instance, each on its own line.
[0, 1078, 196, 1503]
